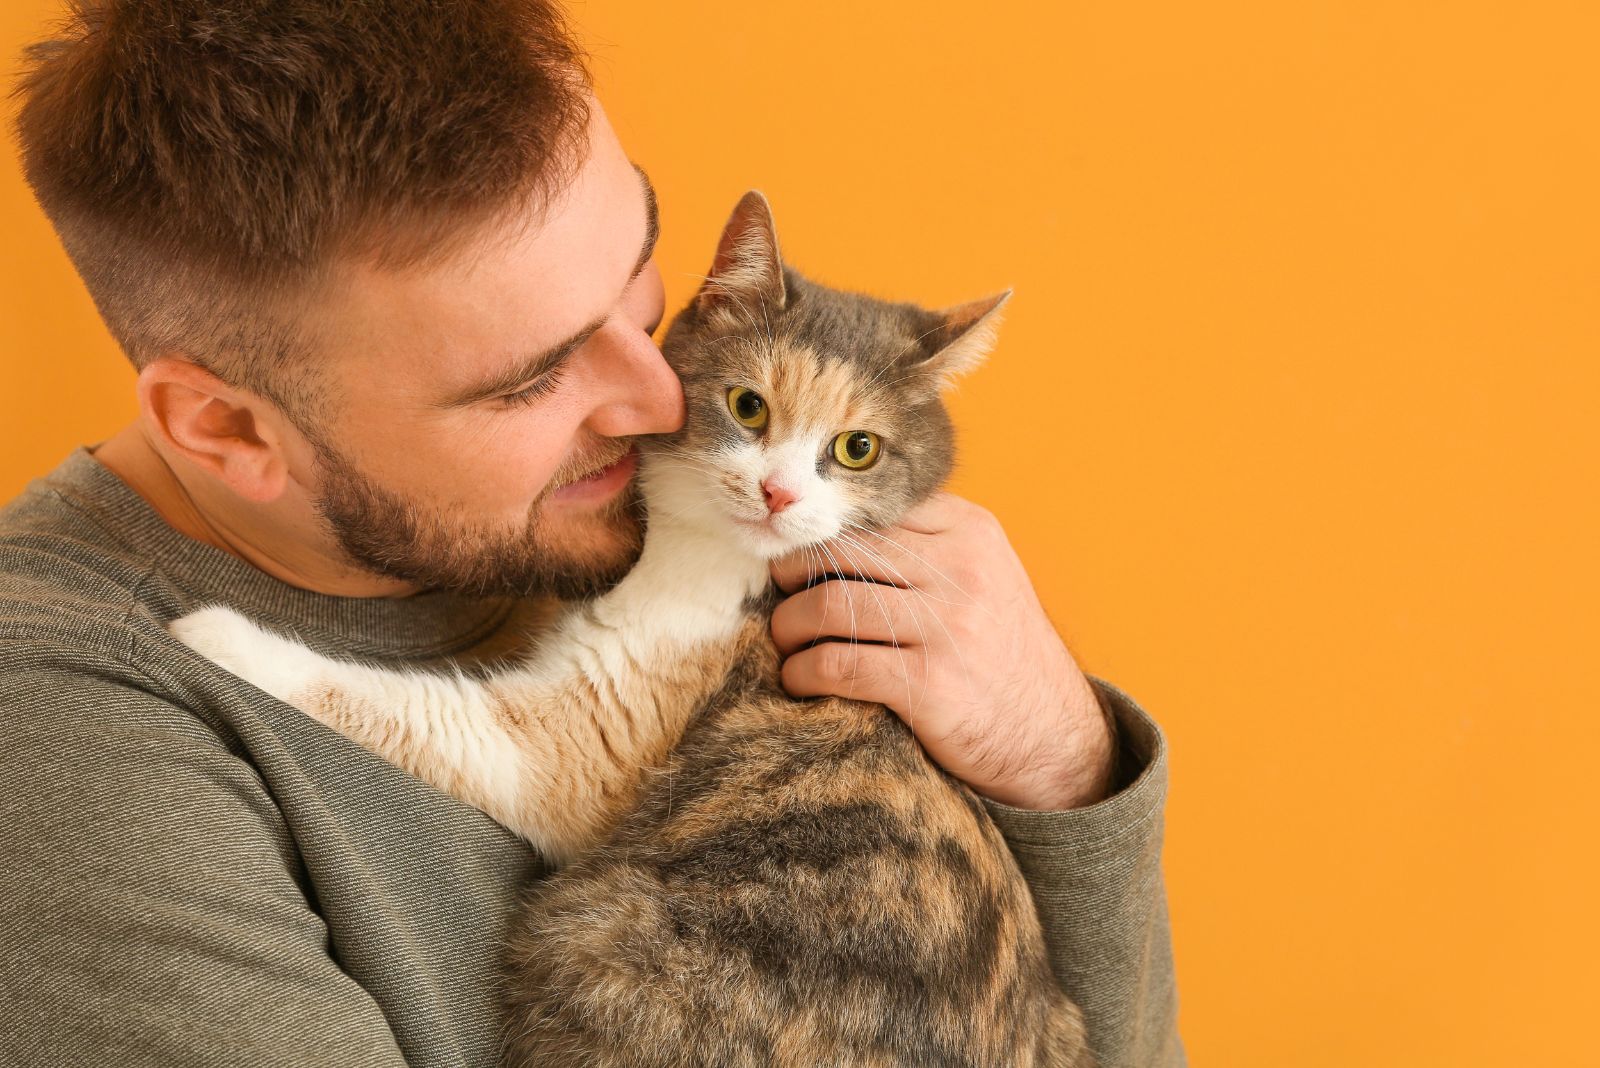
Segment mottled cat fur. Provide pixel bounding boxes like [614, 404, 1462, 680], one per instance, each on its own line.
[172, 192, 1093, 1066]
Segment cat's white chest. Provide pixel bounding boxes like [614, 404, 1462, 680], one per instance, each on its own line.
[587, 517, 768, 652]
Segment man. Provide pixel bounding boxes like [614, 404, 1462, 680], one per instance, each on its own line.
[0, 1, 1183, 1065]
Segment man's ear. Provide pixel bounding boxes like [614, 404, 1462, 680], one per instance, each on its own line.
[136, 357, 293, 503]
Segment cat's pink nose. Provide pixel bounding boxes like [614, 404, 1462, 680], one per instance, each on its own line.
[762, 478, 798, 515]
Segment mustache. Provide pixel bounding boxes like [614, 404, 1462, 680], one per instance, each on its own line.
[547, 438, 637, 490]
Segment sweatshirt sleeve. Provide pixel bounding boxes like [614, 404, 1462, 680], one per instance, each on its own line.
[982, 675, 1186, 1068]
[0, 654, 410, 1068]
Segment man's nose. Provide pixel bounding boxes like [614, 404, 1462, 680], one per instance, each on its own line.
[583, 320, 684, 438]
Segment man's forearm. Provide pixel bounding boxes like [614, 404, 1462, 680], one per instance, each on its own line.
[983, 676, 1186, 1068]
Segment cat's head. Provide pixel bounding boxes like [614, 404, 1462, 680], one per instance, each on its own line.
[646, 190, 1007, 560]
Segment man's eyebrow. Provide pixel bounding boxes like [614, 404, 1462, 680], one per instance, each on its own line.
[631, 162, 660, 281]
[437, 162, 661, 409]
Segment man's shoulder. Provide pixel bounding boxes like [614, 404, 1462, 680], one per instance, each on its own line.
[0, 455, 214, 723]
[1, 461, 164, 654]
[0, 476, 272, 810]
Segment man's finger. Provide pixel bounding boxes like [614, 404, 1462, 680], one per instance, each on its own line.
[770, 580, 935, 656]
[777, 640, 926, 713]
[892, 491, 968, 535]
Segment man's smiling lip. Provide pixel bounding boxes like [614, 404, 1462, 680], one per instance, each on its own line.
[552, 446, 638, 501]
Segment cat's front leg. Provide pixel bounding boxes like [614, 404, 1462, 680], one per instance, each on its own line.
[168, 604, 566, 856]
[169, 605, 334, 706]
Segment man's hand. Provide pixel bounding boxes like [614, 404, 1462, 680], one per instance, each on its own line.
[769, 492, 1116, 811]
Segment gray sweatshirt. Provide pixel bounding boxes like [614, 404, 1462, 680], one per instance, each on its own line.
[0, 448, 1184, 1067]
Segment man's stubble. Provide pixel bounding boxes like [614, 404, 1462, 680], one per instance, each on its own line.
[307, 434, 646, 601]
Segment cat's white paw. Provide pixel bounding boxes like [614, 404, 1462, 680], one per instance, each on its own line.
[169, 605, 318, 704]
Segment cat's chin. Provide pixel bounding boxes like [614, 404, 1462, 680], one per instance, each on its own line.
[722, 514, 831, 562]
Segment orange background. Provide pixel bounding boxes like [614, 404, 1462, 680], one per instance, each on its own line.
[4, 2, 1597, 1063]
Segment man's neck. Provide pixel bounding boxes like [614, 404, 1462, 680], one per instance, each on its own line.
[93, 422, 422, 599]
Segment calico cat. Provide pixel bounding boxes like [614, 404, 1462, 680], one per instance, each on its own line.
[171, 191, 1093, 1067]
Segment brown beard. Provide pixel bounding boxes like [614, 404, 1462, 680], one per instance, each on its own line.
[308, 437, 646, 601]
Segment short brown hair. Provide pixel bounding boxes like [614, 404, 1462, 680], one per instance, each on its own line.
[11, 0, 592, 421]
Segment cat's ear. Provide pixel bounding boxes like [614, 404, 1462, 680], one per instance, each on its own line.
[696, 190, 787, 317]
[911, 290, 1012, 388]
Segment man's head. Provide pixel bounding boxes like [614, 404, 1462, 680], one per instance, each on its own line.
[13, 0, 682, 598]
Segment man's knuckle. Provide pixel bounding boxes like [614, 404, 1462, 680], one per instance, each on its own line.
[979, 512, 1008, 548]
[955, 496, 990, 525]
[946, 556, 981, 592]
[818, 641, 858, 682]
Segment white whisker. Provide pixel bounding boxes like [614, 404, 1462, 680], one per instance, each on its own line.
[815, 539, 863, 703]
[839, 525, 979, 707]
[849, 523, 999, 624]
[830, 536, 918, 720]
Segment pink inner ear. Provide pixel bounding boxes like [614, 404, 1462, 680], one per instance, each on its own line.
[916, 290, 1010, 385]
[711, 214, 758, 277]
[937, 291, 1011, 341]
[699, 191, 786, 313]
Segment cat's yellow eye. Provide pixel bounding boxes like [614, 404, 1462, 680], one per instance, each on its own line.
[727, 386, 768, 429]
[833, 430, 881, 470]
